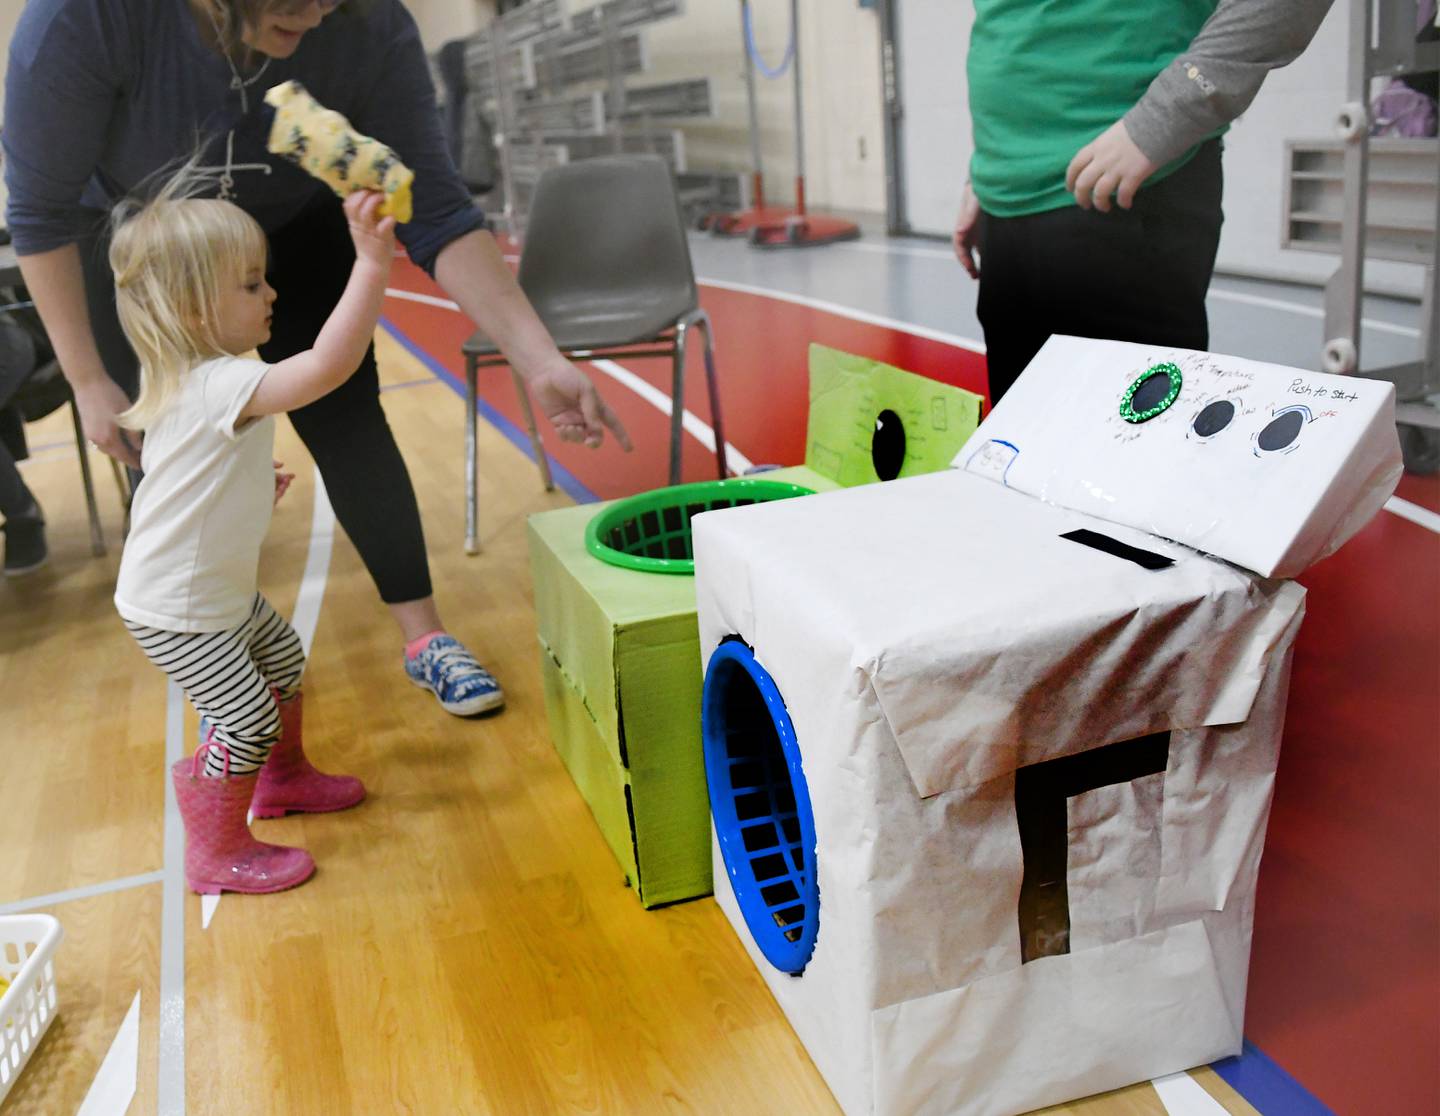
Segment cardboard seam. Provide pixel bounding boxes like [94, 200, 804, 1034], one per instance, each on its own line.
[537, 636, 610, 732]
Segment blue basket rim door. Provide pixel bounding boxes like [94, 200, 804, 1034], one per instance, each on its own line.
[702, 639, 819, 974]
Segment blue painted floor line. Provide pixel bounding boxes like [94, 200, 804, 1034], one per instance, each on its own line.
[1214, 1040, 1336, 1115]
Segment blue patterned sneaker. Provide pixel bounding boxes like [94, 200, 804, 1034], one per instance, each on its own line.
[404, 634, 505, 716]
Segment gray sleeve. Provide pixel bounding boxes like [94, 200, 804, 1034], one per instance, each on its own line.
[1122, 0, 1336, 167]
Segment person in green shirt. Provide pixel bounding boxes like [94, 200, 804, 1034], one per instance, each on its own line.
[955, 0, 1335, 403]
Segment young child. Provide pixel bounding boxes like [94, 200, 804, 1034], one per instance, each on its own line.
[111, 178, 394, 895]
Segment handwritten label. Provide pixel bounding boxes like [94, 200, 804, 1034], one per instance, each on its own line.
[1289, 378, 1359, 402]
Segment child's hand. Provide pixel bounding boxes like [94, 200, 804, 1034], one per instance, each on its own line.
[273, 460, 296, 505]
[344, 190, 397, 269]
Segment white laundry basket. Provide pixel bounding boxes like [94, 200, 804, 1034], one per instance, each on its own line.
[0, 913, 63, 1102]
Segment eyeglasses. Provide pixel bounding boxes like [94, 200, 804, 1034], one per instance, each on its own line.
[271, 0, 344, 14]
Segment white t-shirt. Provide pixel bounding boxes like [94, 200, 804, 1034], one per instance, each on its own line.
[115, 356, 276, 632]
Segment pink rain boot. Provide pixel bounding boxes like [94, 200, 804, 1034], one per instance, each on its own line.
[251, 691, 366, 818]
[171, 746, 315, 895]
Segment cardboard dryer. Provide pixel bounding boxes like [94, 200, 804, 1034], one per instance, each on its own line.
[694, 336, 1402, 1115]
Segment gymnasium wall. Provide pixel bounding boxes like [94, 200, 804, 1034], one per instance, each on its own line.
[411, 0, 888, 218]
[638, 0, 887, 217]
[408, 0, 494, 53]
[411, 0, 1425, 298]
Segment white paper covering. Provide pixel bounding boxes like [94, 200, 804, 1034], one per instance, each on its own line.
[953, 336, 1402, 578]
[694, 471, 1306, 1116]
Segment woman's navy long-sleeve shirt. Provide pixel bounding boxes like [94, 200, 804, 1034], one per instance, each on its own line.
[4, 0, 484, 274]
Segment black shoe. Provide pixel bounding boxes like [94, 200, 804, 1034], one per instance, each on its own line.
[2, 513, 47, 577]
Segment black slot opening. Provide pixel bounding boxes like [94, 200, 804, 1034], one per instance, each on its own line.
[1014, 732, 1170, 963]
[871, 408, 906, 480]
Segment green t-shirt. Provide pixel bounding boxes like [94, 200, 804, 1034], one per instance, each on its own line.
[968, 0, 1218, 217]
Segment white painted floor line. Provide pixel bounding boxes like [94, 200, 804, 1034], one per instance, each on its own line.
[202, 467, 335, 932]
[75, 991, 140, 1116]
[1206, 287, 1422, 339]
[827, 238, 957, 262]
[1385, 495, 1440, 535]
[0, 871, 164, 916]
[291, 469, 337, 659]
[588, 359, 756, 474]
[384, 287, 461, 311]
[1151, 1071, 1231, 1115]
[696, 276, 988, 354]
[159, 680, 187, 1115]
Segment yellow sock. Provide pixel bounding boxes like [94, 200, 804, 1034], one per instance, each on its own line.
[264, 80, 414, 224]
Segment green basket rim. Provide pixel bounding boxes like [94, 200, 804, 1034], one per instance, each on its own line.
[1119, 361, 1184, 423]
[584, 478, 815, 575]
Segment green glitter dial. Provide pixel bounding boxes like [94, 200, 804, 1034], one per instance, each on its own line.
[1119, 362, 1183, 423]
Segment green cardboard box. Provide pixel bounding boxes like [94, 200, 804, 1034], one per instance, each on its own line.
[527, 348, 984, 906]
[806, 343, 985, 484]
[528, 466, 832, 907]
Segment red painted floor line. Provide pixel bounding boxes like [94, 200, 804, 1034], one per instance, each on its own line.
[385, 255, 1440, 1115]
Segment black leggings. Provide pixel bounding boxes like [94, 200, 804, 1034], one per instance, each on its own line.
[976, 139, 1225, 405]
[0, 318, 39, 519]
[83, 196, 432, 604]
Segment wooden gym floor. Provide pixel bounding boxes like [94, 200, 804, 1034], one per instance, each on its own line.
[0, 235, 1434, 1115]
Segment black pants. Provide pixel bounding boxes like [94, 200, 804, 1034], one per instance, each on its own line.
[83, 195, 432, 604]
[0, 317, 39, 519]
[976, 139, 1224, 405]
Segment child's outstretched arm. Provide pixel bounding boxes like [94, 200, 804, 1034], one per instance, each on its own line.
[241, 191, 394, 419]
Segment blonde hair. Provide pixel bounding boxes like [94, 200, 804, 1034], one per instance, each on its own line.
[111, 172, 268, 430]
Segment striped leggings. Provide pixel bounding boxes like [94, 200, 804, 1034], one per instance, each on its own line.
[125, 594, 306, 776]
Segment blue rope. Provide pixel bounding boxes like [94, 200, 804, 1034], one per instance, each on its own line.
[743, 2, 794, 80]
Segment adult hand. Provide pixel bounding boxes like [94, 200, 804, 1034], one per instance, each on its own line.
[75, 376, 142, 467]
[953, 182, 982, 280]
[528, 360, 632, 451]
[1065, 121, 1158, 212]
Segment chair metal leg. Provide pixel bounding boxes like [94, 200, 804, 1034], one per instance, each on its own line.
[109, 457, 131, 507]
[465, 355, 480, 556]
[510, 367, 554, 493]
[109, 458, 133, 540]
[670, 323, 689, 486]
[71, 403, 105, 557]
[693, 310, 729, 479]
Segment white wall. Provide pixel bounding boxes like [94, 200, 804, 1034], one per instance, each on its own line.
[892, 0, 970, 236]
[605, 0, 887, 215]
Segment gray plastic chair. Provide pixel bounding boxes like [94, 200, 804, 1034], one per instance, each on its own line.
[461, 155, 728, 554]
